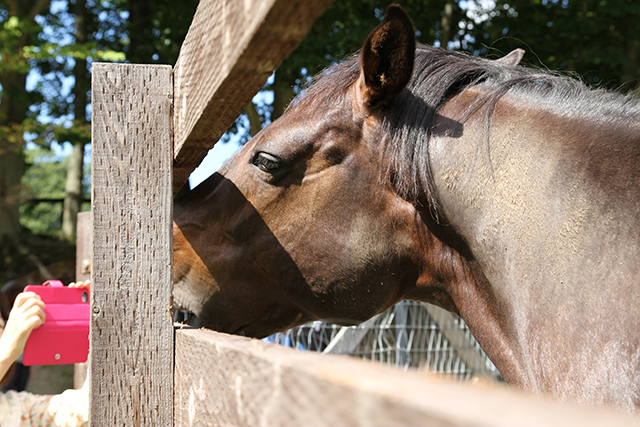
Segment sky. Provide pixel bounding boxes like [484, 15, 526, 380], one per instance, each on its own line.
[184, 80, 273, 188]
[188, 139, 242, 188]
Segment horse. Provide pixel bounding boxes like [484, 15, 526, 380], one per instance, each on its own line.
[173, 4, 640, 411]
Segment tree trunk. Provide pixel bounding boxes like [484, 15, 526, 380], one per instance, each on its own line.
[620, 42, 640, 95]
[62, 142, 84, 242]
[439, 1, 454, 49]
[0, 147, 24, 240]
[0, 0, 31, 244]
[127, 0, 152, 63]
[271, 70, 295, 122]
[244, 102, 262, 137]
[0, 72, 26, 242]
[62, 0, 89, 242]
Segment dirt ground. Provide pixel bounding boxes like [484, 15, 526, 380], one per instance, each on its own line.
[26, 364, 75, 395]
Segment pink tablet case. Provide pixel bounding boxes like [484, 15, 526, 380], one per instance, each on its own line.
[22, 280, 90, 366]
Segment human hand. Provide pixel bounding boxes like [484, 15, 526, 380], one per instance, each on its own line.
[0, 292, 45, 366]
[68, 280, 90, 293]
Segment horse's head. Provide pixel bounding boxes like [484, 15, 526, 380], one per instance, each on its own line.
[175, 4, 640, 408]
[174, 5, 470, 337]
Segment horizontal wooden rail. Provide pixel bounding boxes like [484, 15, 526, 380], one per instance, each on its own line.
[175, 328, 640, 427]
[172, 0, 333, 194]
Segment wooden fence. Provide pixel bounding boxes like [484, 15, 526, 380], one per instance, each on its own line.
[89, 0, 640, 425]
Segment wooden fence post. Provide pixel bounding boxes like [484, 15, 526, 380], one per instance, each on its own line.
[90, 63, 174, 425]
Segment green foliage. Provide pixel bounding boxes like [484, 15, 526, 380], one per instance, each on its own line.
[124, 0, 199, 64]
[0, 17, 30, 73]
[19, 145, 90, 237]
[0, 119, 91, 150]
[292, 0, 640, 91]
[465, 0, 640, 90]
[20, 147, 67, 236]
[0, 1, 125, 152]
[223, 0, 640, 145]
[22, 41, 125, 62]
[0, 19, 125, 75]
[223, 0, 467, 144]
[281, 0, 456, 77]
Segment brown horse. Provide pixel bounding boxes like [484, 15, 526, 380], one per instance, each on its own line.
[173, 5, 640, 410]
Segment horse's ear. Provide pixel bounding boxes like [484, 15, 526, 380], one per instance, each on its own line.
[360, 4, 415, 109]
[495, 48, 525, 66]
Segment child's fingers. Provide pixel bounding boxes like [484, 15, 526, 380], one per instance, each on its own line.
[18, 312, 45, 335]
[14, 295, 45, 317]
[22, 303, 45, 326]
[6, 294, 45, 334]
[12, 292, 41, 309]
[69, 280, 90, 290]
[21, 313, 45, 332]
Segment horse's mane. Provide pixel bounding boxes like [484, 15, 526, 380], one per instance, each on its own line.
[290, 44, 640, 218]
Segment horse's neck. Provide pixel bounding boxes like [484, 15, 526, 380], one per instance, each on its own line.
[428, 97, 640, 407]
[432, 97, 640, 313]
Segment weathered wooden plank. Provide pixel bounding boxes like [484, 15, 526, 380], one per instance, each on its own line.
[91, 63, 174, 426]
[74, 211, 90, 390]
[172, 0, 333, 193]
[175, 329, 640, 427]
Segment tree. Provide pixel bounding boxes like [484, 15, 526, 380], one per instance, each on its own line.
[20, 146, 82, 236]
[125, 0, 198, 64]
[61, 0, 89, 243]
[235, 0, 464, 142]
[232, 0, 640, 146]
[0, 0, 123, 282]
[466, 0, 640, 93]
[0, 0, 204, 282]
[0, 0, 49, 244]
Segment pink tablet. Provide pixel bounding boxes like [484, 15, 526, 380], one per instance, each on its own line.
[22, 280, 90, 366]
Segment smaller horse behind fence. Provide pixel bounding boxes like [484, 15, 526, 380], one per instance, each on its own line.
[173, 4, 640, 411]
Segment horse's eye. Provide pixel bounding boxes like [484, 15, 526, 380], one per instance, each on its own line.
[252, 152, 282, 172]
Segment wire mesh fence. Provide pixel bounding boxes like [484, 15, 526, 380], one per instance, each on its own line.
[265, 301, 501, 382]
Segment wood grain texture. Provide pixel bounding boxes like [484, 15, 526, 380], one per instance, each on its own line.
[172, 0, 333, 194]
[91, 63, 174, 426]
[175, 329, 640, 427]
